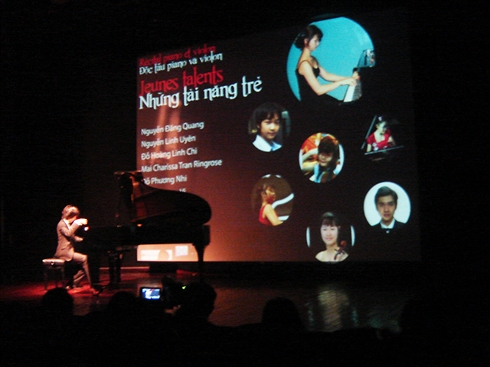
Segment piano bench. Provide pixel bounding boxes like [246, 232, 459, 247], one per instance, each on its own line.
[42, 258, 66, 290]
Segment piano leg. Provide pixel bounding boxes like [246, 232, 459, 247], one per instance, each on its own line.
[107, 250, 122, 286]
[194, 243, 205, 282]
[88, 249, 101, 286]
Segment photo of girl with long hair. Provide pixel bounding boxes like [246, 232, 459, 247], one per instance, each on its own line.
[294, 25, 358, 103]
[300, 133, 343, 183]
[315, 212, 349, 262]
[252, 175, 293, 226]
[286, 17, 375, 104]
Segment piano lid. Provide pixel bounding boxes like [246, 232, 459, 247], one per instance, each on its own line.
[115, 171, 212, 227]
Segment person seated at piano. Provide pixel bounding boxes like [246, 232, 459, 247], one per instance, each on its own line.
[366, 117, 396, 152]
[54, 205, 99, 295]
[316, 212, 349, 262]
[257, 183, 283, 226]
[249, 102, 285, 152]
[301, 134, 341, 183]
[294, 25, 359, 103]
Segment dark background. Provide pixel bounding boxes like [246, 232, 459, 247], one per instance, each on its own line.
[1, 1, 487, 281]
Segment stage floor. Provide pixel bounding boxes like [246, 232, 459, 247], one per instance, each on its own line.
[0, 266, 416, 333]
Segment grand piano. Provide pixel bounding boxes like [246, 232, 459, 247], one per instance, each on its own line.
[78, 170, 212, 284]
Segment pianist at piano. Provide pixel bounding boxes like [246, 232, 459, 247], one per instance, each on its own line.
[54, 205, 100, 295]
[294, 24, 358, 102]
[365, 118, 396, 152]
[76, 171, 212, 286]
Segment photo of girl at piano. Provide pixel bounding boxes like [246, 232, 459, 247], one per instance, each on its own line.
[252, 175, 293, 226]
[294, 25, 359, 103]
[257, 183, 283, 226]
[365, 116, 396, 153]
[301, 133, 343, 183]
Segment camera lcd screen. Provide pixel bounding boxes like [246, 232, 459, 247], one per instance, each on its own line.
[140, 287, 162, 300]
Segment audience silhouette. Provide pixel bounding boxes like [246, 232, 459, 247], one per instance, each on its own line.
[0, 278, 484, 366]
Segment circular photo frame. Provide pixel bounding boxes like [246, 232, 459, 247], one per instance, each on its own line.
[306, 211, 355, 263]
[248, 102, 291, 152]
[364, 182, 411, 228]
[287, 17, 375, 102]
[251, 174, 294, 226]
[299, 133, 344, 183]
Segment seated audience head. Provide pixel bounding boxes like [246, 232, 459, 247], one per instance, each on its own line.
[42, 287, 74, 316]
[177, 281, 217, 320]
[106, 291, 138, 316]
[162, 276, 184, 315]
[261, 297, 305, 331]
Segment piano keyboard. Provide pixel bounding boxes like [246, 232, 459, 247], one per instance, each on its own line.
[343, 79, 362, 102]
